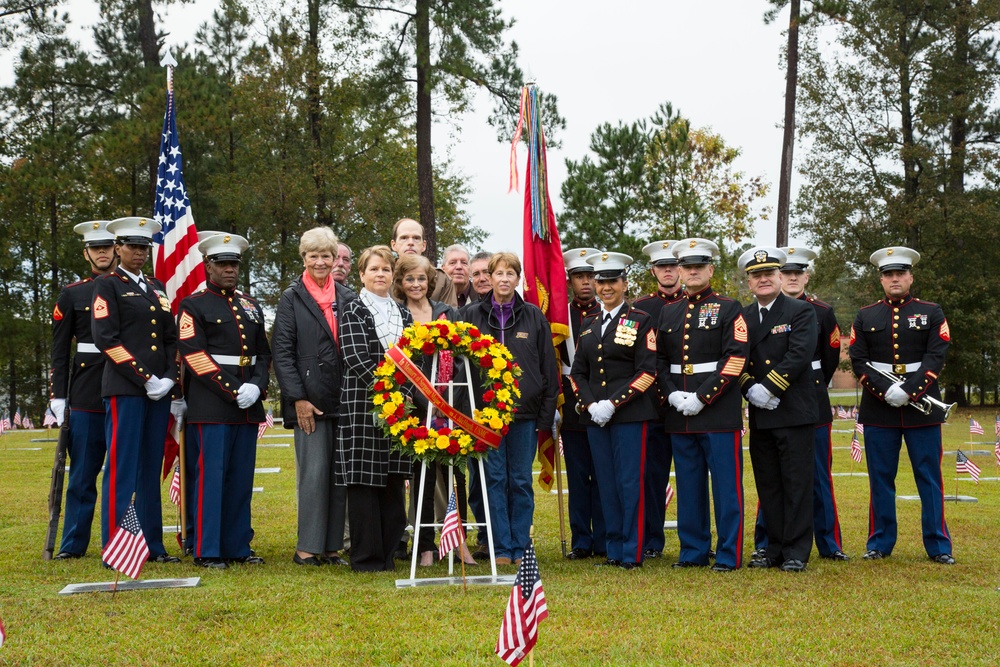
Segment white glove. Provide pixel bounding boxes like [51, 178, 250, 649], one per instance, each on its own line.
[679, 394, 705, 417]
[49, 399, 67, 426]
[170, 399, 187, 429]
[236, 383, 261, 409]
[764, 396, 781, 410]
[594, 399, 616, 426]
[668, 391, 690, 411]
[885, 382, 909, 408]
[552, 411, 562, 434]
[747, 384, 776, 409]
[144, 376, 174, 401]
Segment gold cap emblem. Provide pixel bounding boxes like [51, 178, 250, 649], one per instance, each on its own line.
[754, 250, 768, 263]
[92, 222, 100, 230]
[601, 253, 609, 261]
[788, 248, 796, 254]
[662, 242, 669, 249]
[578, 249, 587, 257]
[887, 248, 894, 255]
[138, 219, 146, 226]
[224, 235, 231, 243]
[689, 240, 696, 248]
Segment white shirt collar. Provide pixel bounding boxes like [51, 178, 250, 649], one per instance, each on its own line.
[119, 267, 144, 284]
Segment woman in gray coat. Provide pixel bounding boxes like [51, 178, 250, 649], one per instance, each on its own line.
[338, 245, 413, 572]
[272, 227, 352, 567]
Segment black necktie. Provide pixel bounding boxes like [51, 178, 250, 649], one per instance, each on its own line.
[760, 306, 768, 323]
[138, 277, 147, 292]
[602, 313, 612, 335]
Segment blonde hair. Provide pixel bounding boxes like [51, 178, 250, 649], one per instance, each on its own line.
[299, 226, 339, 258]
[358, 245, 396, 274]
[488, 252, 521, 277]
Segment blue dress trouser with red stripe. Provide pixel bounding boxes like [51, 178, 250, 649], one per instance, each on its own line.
[672, 431, 744, 568]
[642, 423, 673, 553]
[187, 422, 257, 559]
[101, 395, 170, 556]
[864, 424, 951, 557]
[588, 421, 647, 565]
[60, 409, 107, 556]
[754, 423, 844, 556]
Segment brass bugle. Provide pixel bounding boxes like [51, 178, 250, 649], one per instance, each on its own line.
[864, 362, 957, 418]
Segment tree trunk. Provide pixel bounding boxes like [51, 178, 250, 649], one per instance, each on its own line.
[306, 0, 328, 227]
[948, 0, 970, 195]
[897, 15, 920, 248]
[137, 0, 161, 204]
[415, 0, 437, 262]
[775, 0, 800, 247]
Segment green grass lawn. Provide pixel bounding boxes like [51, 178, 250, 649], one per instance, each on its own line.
[1, 410, 999, 666]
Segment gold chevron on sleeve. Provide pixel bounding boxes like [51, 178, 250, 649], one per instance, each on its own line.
[733, 314, 748, 343]
[721, 357, 745, 377]
[185, 351, 220, 376]
[830, 325, 841, 348]
[767, 369, 790, 391]
[178, 312, 196, 341]
[105, 345, 133, 364]
[630, 373, 654, 392]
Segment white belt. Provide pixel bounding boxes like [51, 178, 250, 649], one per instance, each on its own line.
[76, 343, 99, 354]
[811, 359, 822, 370]
[870, 361, 920, 374]
[670, 362, 719, 375]
[212, 354, 257, 367]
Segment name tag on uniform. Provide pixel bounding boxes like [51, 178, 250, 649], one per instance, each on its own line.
[516, 331, 529, 339]
[771, 323, 792, 334]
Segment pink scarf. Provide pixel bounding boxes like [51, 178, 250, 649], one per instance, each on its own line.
[303, 271, 338, 341]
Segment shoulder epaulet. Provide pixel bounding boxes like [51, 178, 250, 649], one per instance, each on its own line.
[715, 295, 736, 303]
[806, 295, 832, 310]
[860, 301, 883, 310]
[66, 277, 93, 288]
[912, 298, 939, 307]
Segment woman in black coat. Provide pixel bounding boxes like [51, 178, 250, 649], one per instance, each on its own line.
[272, 226, 352, 567]
[338, 245, 413, 572]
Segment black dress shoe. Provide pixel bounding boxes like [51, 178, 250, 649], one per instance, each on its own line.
[323, 554, 349, 566]
[751, 547, 767, 559]
[594, 558, 622, 568]
[642, 549, 662, 559]
[707, 549, 716, 560]
[149, 554, 181, 563]
[862, 549, 886, 560]
[780, 559, 806, 572]
[821, 550, 850, 561]
[54, 551, 83, 560]
[671, 561, 706, 568]
[710, 563, 735, 572]
[617, 561, 642, 570]
[194, 558, 227, 570]
[748, 557, 776, 569]
[565, 548, 591, 560]
[293, 553, 323, 566]
[930, 553, 956, 565]
[229, 555, 265, 565]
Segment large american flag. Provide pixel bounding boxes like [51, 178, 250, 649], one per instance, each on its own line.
[102, 502, 150, 580]
[956, 450, 981, 484]
[496, 540, 548, 666]
[152, 66, 204, 313]
[850, 431, 863, 463]
[438, 490, 465, 560]
[969, 418, 984, 436]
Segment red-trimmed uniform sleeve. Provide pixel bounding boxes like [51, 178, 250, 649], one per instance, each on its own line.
[901, 305, 949, 401]
[91, 277, 146, 388]
[176, 299, 238, 403]
[607, 311, 657, 410]
[49, 287, 75, 399]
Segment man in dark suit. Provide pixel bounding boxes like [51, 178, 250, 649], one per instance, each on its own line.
[92, 216, 181, 563]
[656, 238, 748, 572]
[634, 240, 683, 560]
[177, 233, 271, 569]
[739, 247, 818, 572]
[849, 246, 953, 564]
[559, 248, 605, 560]
[49, 220, 118, 559]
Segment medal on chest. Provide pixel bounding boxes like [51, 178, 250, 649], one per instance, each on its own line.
[154, 288, 171, 312]
[239, 297, 260, 323]
[698, 302, 720, 328]
[614, 318, 638, 347]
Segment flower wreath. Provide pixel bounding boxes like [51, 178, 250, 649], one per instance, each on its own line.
[371, 319, 522, 470]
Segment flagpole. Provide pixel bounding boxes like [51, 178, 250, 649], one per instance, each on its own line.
[553, 420, 567, 559]
[527, 524, 536, 667]
[454, 476, 467, 593]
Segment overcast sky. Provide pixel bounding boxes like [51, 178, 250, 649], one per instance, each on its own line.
[26, 1, 803, 254]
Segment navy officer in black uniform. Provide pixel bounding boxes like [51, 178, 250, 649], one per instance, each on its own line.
[49, 220, 118, 559]
[559, 247, 605, 560]
[634, 240, 683, 560]
[753, 247, 849, 561]
[569, 252, 658, 570]
[657, 238, 748, 572]
[739, 247, 818, 572]
[849, 246, 953, 564]
[177, 233, 271, 569]
[92, 216, 181, 563]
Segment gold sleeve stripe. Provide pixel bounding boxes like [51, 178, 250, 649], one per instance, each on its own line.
[568, 377, 579, 393]
[926, 371, 938, 379]
[105, 345, 133, 364]
[767, 370, 790, 391]
[630, 373, 655, 392]
[178, 312, 196, 341]
[740, 373, 752, 386]
[185, 351, 220, 376]
[721, 357, 745, 377]
[733, 314, 748, 343]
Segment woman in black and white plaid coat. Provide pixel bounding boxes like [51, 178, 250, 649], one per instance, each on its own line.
[338, 245, 413, 572]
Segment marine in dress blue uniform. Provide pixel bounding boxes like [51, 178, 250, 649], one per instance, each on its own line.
[569, 252, 659, 570]
[849, 247, 954, 564]
[177, 234, 271, 568]
[49, 220, 118, 559]
[92, 216, 180, 563]
[634, 240, 684, 560]
[656, 239, 748, 572]
[753, 247, 849, 561]
[559, 248, 605, 560]
[739, 247, 819, 572]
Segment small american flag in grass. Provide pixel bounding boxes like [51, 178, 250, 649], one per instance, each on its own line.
[664, 483, 675, 509]
[496, 540, 548, 666]
[438, 490, 465, 560]
[102, 503, 150, 580]
[258, 408, 274, 440]
[850, 432, 863, 463]
[956, 450, 981, 484]
[969, 418, 984, 436]
[169, 464, 181, 506]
